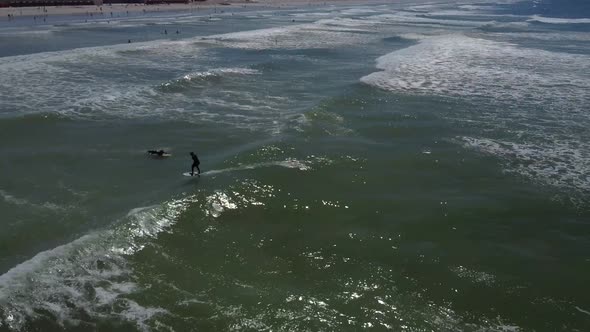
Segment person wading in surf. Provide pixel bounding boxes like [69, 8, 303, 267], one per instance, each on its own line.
[190, 152, 201, 176]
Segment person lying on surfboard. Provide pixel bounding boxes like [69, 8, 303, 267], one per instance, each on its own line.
[147, 149, 169, 157]
[190, 152, 201, 176]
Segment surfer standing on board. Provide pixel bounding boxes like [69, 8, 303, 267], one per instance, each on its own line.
[190, 152, 201, 176]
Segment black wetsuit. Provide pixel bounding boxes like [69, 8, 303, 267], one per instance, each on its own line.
[148, 150, 165, 156]
[191, 154, 201, 175]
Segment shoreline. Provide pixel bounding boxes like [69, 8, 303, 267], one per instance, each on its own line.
[0, 0, 389, 20]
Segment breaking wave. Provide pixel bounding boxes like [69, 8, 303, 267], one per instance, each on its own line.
[0, 197, 195, 331]
[159, 67, 260, 92]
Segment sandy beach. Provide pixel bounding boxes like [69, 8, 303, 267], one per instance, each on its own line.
[0, 0, 388, 19]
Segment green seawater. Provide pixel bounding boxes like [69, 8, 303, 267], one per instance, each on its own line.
[1, 1, 589, 331]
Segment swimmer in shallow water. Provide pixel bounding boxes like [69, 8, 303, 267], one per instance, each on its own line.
[147, 149, 168, 157]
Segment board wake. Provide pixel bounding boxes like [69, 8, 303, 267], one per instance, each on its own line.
[182, 159, 309, 178]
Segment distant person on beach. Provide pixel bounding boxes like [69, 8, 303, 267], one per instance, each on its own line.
[147, 149, 167, 157]
[190, 152, 200, 176]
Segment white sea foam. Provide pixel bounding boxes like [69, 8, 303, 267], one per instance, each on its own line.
[575, 306, 590, 316]
[450, 266, 495, 286]
[0, 40, 159, 69]
[315, 17, 378, 30]
[458, 5, 494, 11]
[174, 67, 260, 82]
[361, 34, 590, 110]
[0, 39, 202, 119]
[502, 31, 590, 42]
[528, 15, 590, 24]
[0, 28, 54, 36]
[338, 8, 379, 16]
[460, 136, 590, 197]
[0, 196, 197, 330]
[289, 10, 335, 18]
[0, 189, 69, 212]
[361, 30, 590, 201]
[363, 12, 496, 28]
[478, 21, 547, 32]
[201, 17, 377, 50]
[202, 178, 279, 218]
[426, 8, 526, 20]
[205, 191, 239, 218]
[0, 189, 28, 207]
[0, 8, 394, 128]
[0, 30, 296, 133]
[406, 4, 438, 11]
[0, 45, 290, 130]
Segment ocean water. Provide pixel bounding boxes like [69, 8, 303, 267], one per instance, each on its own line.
[1, 0, 589, 331]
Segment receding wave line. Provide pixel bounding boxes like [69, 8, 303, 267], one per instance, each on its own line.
[159, 67, 260, 91]
[0, 189, 68, 212]
[0, 112, 71, 125]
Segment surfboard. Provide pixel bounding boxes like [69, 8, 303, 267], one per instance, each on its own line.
[182, 172, 200, 177]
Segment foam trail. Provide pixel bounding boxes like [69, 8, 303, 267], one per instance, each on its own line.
[199, 158, 311, 176]
[528, 15, 590, 24]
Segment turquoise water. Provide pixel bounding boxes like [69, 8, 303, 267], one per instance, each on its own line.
[1, 1, 590, 331]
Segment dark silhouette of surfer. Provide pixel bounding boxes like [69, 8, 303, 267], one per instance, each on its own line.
[147, 149, 167, 157]
[190, 152, 200, 176]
